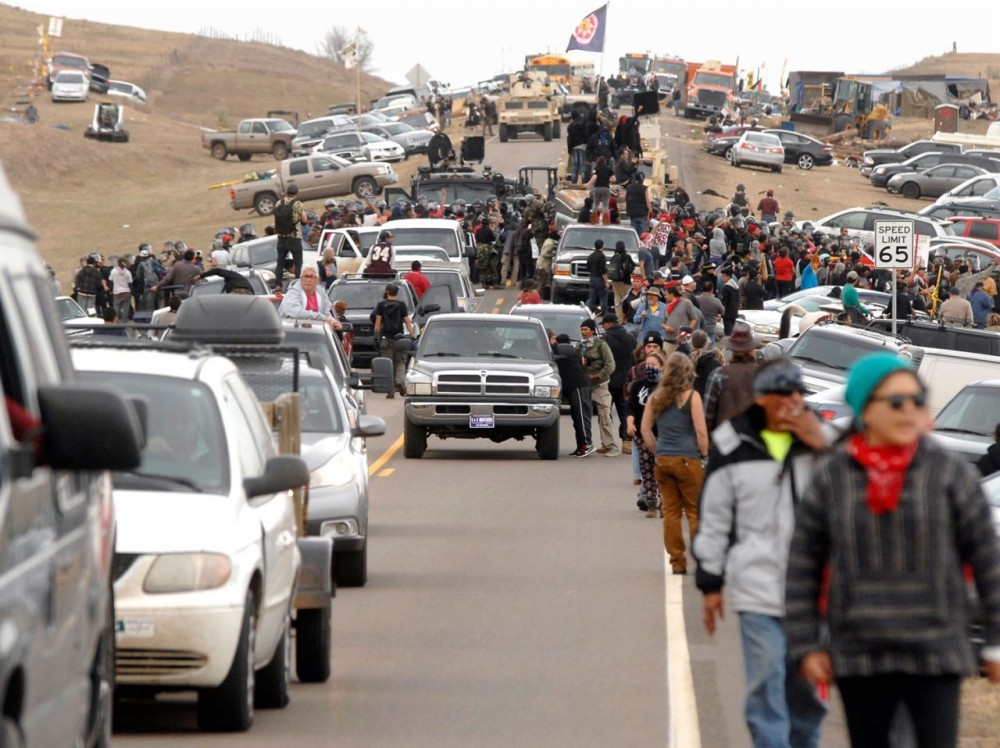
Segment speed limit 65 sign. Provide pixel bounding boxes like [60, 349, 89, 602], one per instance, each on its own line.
[873, 220, 915, 268]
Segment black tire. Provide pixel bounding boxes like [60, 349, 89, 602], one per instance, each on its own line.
[335, 545, 367, 587]
[295, 604, 332, 684]
[254, 615, 290, 709]
[683, 109, 693, 119]
[773, 165, 782, 173]
[553, 120, 561, 139]
[272, 142, 290, 160]
[499, 124, 509, 143]
[198, 591, 256, 732]
[352, 176, 379, 199]
[797, 153, 815, 170]
[901, 182, 921, 199]
[536, 422, 559, 460]
[238, 153, 252, 162]
[211, 142, 228, 160]
[543, 122, 554, 142]
[403, 414, 427, 459]
[254, 192, 278, 217]
[724, 147, 734, 163]
[84, 590, 115, 747]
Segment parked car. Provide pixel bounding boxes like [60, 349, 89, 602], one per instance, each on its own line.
[313, 130, 404, 162]
[812, 206, 956, 248]
[742, 295, 871, 342]
[550, 224, 640, 303]
[327, 276, 421, 367]
[376, 218, 476, 263]
[927, 241, 1000, 272]
[861, 139, 963, 176]
[55, 294, 105, 335]
[416, 261, 483, 312]
[870, 153, 1000, 189]
[202, 117, 297, 161]
[88, 62, 110, 93]
[509, 302, 595, 343]
[731, 130, 785, 172]
[919, 199, 1000, 222]
[762, 285, 890, 311]
[931, 379, 1000, 465]
[705, 133, 742, 162]
[763, 129, 834, 170]
[46, 50, 91, 88]
[291, 114, 353, 153]
[363, 122, 434, 155]
[396, 110, 440, 132]
[106, 79, 147, 103]
[866, 318, 1000, 356]
[886, 164, 992, 199]
[0, 162, 143, 747]
[72, 343, 321, 731]
[50, 70, 89, 102]
[947, 216, 1000, 248]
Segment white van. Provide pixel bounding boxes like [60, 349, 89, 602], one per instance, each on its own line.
[909, 346, 1000, 414]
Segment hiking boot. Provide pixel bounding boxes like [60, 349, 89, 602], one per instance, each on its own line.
[595, 446, 610, 454]
[621, 439, 632, 455]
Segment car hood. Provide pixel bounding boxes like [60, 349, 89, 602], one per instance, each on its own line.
[929, 430, 992, 462]
[864, 148, 900, 160]
[114, 490, 253, 554]
[413, 358, 555, 373]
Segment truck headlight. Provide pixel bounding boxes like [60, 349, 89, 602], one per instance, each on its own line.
[554, 263, 571, 277]
[873, 167, 886, 176]
[753, 324, 779, 335]
[406, 382, 432, 395]
[143, 553, 232, 594]
[533, 385, 560, 399]
[309, 450, 357, 489]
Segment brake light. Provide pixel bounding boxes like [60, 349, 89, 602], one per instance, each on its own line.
[229, 189, 235, 200]
[816, 409, 836, 422]
[822, 145, 833, 151]
[769, 147, 783, 154]
[740, 142, 752, 149]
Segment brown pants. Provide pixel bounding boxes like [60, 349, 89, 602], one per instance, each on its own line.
[654, 455, 704, 572]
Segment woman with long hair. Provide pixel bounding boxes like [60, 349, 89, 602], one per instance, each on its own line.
[641, 352, 710, 573]
[627, 351, 666, 518]
[785, 353, 1000, 747]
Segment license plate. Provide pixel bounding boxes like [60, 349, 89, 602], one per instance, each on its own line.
[469, 415, 494, 429]
[116, 618, 155, 638]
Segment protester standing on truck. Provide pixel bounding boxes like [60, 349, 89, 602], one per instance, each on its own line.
[273, 182, 304, 291]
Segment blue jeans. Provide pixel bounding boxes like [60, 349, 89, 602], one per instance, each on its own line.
[630, 217, 648, 235]
[570, 148, 587, 184]
[586, 277, 609, 315]
[739, 613, 826, 748]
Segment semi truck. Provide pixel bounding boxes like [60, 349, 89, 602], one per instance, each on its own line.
[684, 60, 737, 120]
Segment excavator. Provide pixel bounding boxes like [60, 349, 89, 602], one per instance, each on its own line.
[791, 77, 890, 140]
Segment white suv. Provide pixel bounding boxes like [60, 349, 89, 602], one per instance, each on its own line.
[811, 206, 956, 249]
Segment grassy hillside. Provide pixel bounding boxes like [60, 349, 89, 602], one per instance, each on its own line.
[890, 51, 1000, 94]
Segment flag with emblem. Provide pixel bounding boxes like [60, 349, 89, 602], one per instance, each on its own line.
[339, 43, 358, 70]
[565, 4, 608, 53]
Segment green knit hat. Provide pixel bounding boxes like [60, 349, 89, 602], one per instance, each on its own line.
[844, 352, 916, 417]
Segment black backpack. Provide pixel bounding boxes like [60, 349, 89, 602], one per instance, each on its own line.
[380, 299, 405, 337]
[274, 199, 297, 235]
[608, 252, 635, 282]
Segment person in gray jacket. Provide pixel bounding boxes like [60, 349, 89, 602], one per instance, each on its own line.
[693, 357, 829, 748]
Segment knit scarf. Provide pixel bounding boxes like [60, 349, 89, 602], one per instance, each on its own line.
[845, 434, 918, 515]
[667, 298, 680, 316]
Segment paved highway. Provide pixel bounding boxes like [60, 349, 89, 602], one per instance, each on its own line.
[114, 116, 850, 747]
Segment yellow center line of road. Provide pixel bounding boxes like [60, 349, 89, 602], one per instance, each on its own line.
[368, 435, 403, 477]
[378, 468, 394, 477]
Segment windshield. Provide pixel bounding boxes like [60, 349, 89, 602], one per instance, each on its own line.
[265, 119, 295, 133]
[55, 297, 86, 320]
[360, 132, 384, 143]
[53, 54, 88, 69]
[780, 297, 837, 313]
[423, 272, 466, 297]
[282, 329, 344, 386]
[693, 72, 732, 88]
[299, 377, 344, 433]
[419, 320, 550, 360]
[560, 227, 639, 251]
[394, 247, 450, 261]
[416, 183, 497, 205]
[329, 282, 413, 312]
[935, 385, 1000, 436]
[789, 331, 887, 372]
[381, 228, 460, 256]
[298, 120, 338, 137]
[57, 72, 86, 83]
[512, 309, 590, 341]
[108, 81, 129, 93]
[984, 187, 1000, 200]
[381, 123, 412, 134]
[80, 373, 229, 493]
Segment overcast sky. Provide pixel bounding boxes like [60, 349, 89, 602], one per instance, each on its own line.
[13, 0, 997, 92]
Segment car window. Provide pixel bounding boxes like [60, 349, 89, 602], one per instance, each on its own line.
[289, 159, 308, 176]
[954, 166, 982, 180]
[828, 211, 868, 231]
[790, 331, 887, 372]
[299, 377, 343, 433]
[312, 157, 337, 173]
[251, 122, 267, 135]
[969, 222, 999, 241]
[927, 165, 955, 178]
[220, 379, 266, 478]
[80, 373, 230, 493]
[936, 385, 1000, 436]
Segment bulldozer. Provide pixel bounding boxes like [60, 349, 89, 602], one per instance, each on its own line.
[84, 101, 129, 142]
[791, 78, 890, 140]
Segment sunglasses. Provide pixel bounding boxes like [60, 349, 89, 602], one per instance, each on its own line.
[870, 392, 927, 410]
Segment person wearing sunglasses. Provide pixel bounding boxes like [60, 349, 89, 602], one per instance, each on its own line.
[785, 352, 1000, 748]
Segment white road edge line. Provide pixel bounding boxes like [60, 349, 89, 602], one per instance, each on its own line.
[665, 552, 701, 748]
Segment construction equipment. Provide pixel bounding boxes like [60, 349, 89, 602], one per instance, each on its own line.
[83, 101, 129, 142]
[790, 78, 890, 139]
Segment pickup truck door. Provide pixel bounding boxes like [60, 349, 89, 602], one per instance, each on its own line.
[318, 228, 363, 274]
[302, 157, 346, 202]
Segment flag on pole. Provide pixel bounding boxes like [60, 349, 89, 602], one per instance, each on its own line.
[566, 4, 608, 53]
[339, 43, 358, 69]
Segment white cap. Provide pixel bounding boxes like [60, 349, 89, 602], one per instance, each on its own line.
[682, 275, 694, 285]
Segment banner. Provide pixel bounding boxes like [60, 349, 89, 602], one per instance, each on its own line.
[339, 44, 358, 70]
[566, 4, 608, 53]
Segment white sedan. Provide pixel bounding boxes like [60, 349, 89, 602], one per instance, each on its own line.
[363, 122, 434, 155]
[73, 346, 309, 732]
[107, 79, 147, 103]
[358, 130, 406, 162]
[51, 70, 90, 102]
[741, 295, 853, 341]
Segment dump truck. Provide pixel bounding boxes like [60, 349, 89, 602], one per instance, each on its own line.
[684, 60, 737, 119]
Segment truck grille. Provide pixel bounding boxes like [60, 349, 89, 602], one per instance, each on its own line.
[697, 90, 727, 108]
[571, 260, 589, 278]
[436, 372, 532, 395]
[117, 648, 208, 677]
[510, 116, 540, 125]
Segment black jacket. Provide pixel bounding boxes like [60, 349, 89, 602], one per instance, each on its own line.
[553, 345, 590, 392]
[979, 443, 1000, 477]
[603, 324, 637, 389]
[567, 119, 588, 153]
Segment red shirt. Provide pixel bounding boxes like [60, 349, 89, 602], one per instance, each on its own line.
[518, 290, 542, 305]
[773, 255, 795, 282]
[404, 270, 430, 299]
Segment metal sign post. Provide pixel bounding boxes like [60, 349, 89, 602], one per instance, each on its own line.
[873, 219, 915, 336]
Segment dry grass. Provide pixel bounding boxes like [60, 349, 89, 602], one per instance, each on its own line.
[891, 51, 1000, 94]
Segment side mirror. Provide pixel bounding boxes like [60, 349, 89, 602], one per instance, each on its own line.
[348, 372, 361, 389]
[338, 321, 353, 333]
[463, 247, 476, 259]
[392, 336, 415, 353]
[417, 304, 441, 316]
[244, 455, 309, 499]
[37, 384, 143, 471]
[353, 414, 386, 438]
[554, 343, 578, 359]
[474, 288, 485, 297]
[369, 356, 395, 393]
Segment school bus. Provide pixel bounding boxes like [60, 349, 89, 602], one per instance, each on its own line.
[527, 54, 573, 85]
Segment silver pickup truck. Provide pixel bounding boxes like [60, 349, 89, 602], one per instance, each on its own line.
[401, 313, 562, 459]
[550, 224, 641, 304]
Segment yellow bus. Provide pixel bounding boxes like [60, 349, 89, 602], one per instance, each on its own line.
[527, 54, 573, 85]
